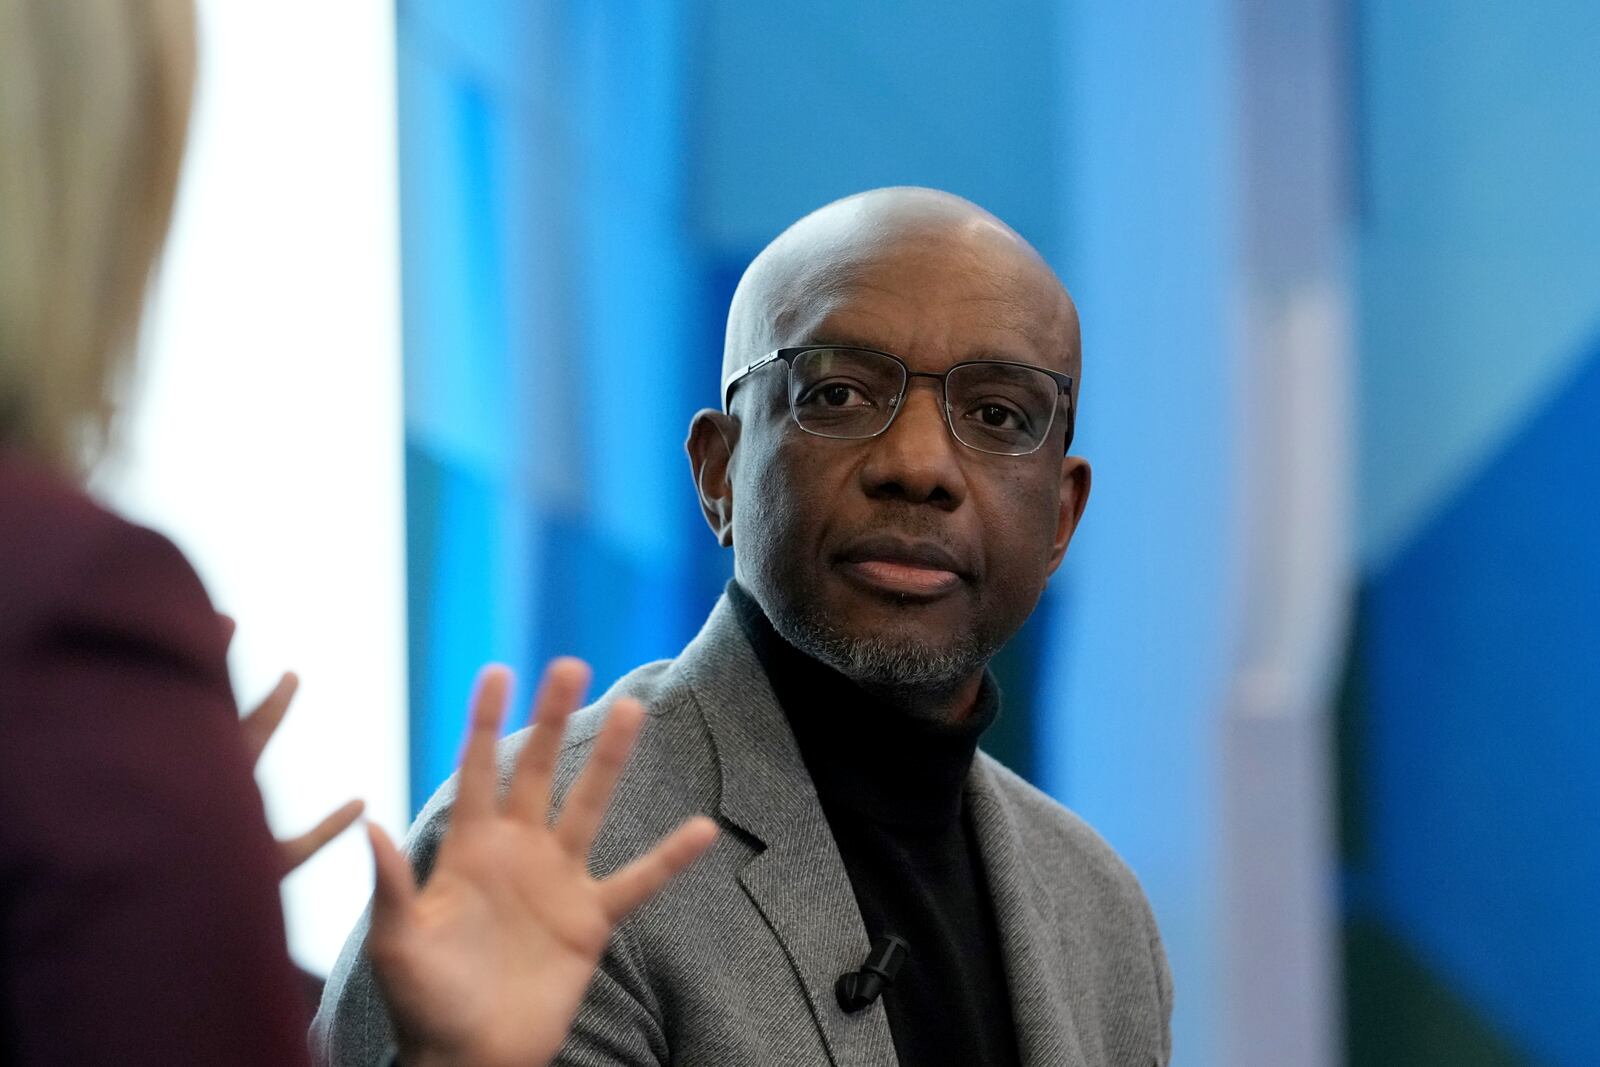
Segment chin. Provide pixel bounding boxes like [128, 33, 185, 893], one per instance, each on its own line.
[825, 632, 981, 692]
[782, 596, 990, 693]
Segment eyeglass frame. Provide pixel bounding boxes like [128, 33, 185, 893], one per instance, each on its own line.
[721, 345, 1077, 455]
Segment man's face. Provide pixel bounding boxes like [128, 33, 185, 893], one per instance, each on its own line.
[712, 230, 1088, 697]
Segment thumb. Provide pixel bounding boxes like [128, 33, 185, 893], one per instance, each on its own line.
[366, 821, 418, 938]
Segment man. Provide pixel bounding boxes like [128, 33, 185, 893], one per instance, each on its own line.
[316, 187, 1172, 1066]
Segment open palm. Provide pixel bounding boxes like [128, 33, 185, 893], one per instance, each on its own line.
[364, 660, 716, 1067]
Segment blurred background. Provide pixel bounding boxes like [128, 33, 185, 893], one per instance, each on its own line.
[94, 1, 1599, 1064]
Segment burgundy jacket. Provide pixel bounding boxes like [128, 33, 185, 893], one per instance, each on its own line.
[0, 454, 309, 1065]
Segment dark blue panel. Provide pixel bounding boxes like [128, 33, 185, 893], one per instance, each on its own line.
[1364, 339, 1600, 1067]
[530, 513, 715, 694]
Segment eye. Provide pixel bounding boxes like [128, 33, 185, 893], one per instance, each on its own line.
[964, 400, 1029, 431]
[797, 379, 876, 408]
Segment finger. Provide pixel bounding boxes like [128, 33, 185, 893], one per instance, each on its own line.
[240, 672, 299, 764]
[366, 821, 418, 944]
[452, 665, 514, 822]
[506, 657, 591, 824]
[553, 698, 646, 857]
[598, 816, 718, 923]
[278, 798, 366, 875]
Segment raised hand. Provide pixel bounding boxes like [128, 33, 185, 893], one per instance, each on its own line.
[239, 671, 364, 875]
[364, 659, 717, 1067]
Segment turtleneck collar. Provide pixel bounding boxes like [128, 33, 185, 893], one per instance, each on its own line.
[727, 580, 999, 830]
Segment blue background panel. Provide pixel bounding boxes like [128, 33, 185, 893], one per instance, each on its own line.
[1355, 337, 1600, 1067]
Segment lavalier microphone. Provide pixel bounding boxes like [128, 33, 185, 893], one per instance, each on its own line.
[835, 934, 910, 1012]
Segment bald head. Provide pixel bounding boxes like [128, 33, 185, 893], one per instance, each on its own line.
[721, 187, 1079, 404]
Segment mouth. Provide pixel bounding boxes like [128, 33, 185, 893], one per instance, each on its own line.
[835, 535, 970, 600]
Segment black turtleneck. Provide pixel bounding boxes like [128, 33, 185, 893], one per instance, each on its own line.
[729, 582, 1022, 1067]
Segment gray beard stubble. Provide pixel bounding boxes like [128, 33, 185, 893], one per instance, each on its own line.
[774, 599, 1000, 707]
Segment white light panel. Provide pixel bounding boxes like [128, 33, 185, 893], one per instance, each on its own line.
[93, 0, 408, 976]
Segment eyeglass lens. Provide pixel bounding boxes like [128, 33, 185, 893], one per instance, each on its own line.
[786, 347, 1060, 456]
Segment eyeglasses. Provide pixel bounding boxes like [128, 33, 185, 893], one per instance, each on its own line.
[721, 346, 1076, 456]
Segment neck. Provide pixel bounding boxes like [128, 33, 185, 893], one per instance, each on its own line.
[727, 580, 1000, 827]
[851, 670, 986, 726]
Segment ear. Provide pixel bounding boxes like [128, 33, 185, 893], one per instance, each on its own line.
[686, 409, 739, 547]
[1045, 455, 1091, 576]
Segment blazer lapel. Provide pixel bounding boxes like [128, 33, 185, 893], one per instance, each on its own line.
[968, 760, 1091, 1067]
[676, 596, 898, 1067]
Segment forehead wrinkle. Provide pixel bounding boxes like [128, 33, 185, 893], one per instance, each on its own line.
[828, 273, 1065, 358]
[769, 285, 1068, 386]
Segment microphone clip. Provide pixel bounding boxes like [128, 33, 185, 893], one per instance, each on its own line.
[835, 934, 910, 1013]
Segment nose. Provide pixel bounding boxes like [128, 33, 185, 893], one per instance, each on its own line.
[857, 378, 968, 510]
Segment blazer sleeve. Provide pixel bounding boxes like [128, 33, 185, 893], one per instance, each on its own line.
[1147, 902, 1174, 1066]
[0, 516, 309, 1066]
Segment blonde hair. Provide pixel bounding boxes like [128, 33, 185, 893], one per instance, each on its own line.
[0, 0, 196, 475]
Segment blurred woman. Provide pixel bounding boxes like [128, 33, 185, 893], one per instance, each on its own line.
[0, 3, 713, 1064]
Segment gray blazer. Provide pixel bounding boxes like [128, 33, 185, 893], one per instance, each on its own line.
[313, 596, 1172, 1066]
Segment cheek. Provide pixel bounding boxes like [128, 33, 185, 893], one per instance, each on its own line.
[981, 469, 1063, 580]
[975, 479, 1062, 637]
[732, 437, 834, 564]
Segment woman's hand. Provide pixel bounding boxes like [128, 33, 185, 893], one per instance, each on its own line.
[365, 659, 717, 1067]
[239, 671, 365, 875]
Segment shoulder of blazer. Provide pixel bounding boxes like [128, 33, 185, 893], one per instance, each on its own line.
[974, 752, 1156, 911]
[0, 453, 225, 680]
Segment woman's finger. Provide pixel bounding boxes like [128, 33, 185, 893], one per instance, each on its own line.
[452, 665, 513, 822]
[505, 657, 590, 824]
[598, 816, 718, 923]
[240, 672, 299, 764]
[552, 699, 646, 857]
[278, 798, 366, 875]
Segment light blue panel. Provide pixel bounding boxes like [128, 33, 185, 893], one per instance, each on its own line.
[399, 0, 547, 682]
[398, 5, 533, 806]
[694, 0, 1065, 263]
[517, 0, 715, 688]
[569, 0, 696, 569]
[398, 0, 543, 98]
[401, 0, 717, 801]
[396, 47, 511, 474]
[1358, 0, 1600, 565]
[1038, 2, 1243, 1062]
